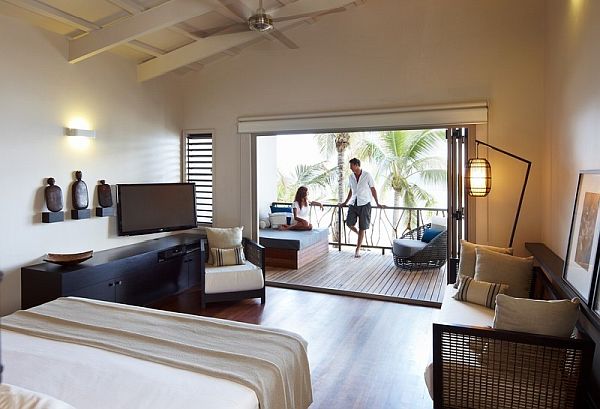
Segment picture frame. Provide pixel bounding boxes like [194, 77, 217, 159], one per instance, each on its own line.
[564, 170, 600, 303]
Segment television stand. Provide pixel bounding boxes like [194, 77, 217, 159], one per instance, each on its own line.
[21, 234, 205, 309]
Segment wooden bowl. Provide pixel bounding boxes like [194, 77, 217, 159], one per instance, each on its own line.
[44, 250, 93, 265]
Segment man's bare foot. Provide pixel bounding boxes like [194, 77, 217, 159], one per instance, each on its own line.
[354, 251, 361, 258]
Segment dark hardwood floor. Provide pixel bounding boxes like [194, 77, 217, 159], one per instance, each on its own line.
[153, 286, 435, 409]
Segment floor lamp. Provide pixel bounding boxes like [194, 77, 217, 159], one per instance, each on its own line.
[465, 140, 531, 247]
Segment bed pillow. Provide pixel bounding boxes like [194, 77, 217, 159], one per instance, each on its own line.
[453, 275, 509, 309]
[205, 226, 243, 265]
[474, 248, 533, 298]
[456, 240, 512, 288]
[211, 247, 245, 266]
[493, 294, 580, 337]
[0, 384, 75, 409]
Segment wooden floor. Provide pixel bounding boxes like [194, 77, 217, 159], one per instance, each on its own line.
[153, 286, 435, 409]
[266, 246, 446, 307]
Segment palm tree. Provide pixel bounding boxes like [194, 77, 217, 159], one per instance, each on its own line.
[276, 162, 335, 202]
[354, 130, 446, 230]
[314, 132, 352, 202]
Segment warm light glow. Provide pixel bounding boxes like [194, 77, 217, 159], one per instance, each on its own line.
[466, 158, 491, 197]
[67, 135, 92, 150]
[66, 117, 92, 130]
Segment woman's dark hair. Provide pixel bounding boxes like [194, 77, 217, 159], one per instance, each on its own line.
[294, 186, 308, 208]
[349, 158, 361, 167]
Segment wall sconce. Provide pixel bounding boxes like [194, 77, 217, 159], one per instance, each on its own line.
[466, 140, 531, 247]
[65, 127, 96, 138]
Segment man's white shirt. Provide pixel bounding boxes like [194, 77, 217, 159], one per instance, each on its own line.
[348, 170, 375, 206]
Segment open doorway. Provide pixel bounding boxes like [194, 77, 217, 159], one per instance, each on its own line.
[256, 128, 454, 306]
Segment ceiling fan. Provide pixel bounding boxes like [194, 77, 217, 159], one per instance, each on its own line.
[203, 0, 347, 48]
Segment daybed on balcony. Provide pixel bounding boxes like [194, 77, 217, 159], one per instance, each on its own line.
[259, 228, 329, 269]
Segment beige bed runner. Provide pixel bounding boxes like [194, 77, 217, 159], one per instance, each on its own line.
[2, 297, 312, 409]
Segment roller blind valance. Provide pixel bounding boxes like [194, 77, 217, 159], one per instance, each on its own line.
[238, 102, 487, 134]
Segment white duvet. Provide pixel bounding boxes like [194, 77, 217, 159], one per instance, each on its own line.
[2, 330, 259, 409]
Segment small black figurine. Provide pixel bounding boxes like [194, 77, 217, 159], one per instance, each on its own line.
[42, 178, 64, 223]
[45, 178, 63, 212]
[72, 170, 89, 210]
[97, 180, 113, 208]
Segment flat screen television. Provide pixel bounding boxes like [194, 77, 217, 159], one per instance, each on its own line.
[117, 183, 197, 236]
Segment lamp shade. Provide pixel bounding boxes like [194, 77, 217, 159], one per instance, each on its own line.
[466, 158, 491, 197]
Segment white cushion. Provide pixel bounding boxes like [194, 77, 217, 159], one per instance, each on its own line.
[436, 285, 495, 327]
[493, 294, 580, 337]
[430, 215, 447, 229]
[456, 240, 513, 287]
[268, 213, 292, 228]
[204, 261, 264, 294]
[474, 248, 534, 298]
[205, 226, 243, 265]
[0, 384, 75, 409]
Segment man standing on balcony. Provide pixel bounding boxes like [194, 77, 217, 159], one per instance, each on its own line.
[339, 157, 383, 258]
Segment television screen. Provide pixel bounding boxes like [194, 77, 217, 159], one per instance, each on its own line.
[117, 183, 197, 236]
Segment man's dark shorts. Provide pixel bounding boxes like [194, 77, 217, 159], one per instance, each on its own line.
[346, 203, 372, 230]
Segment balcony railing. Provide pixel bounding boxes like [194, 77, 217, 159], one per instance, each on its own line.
[270, 202, 446, 253]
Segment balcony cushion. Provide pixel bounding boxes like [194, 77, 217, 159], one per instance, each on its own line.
[392, 239, 428, 258]
[204, 261, 264, 294]
[421, 227, 444, 243]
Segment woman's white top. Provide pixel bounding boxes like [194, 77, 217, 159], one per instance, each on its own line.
[293, 201, 310, 222]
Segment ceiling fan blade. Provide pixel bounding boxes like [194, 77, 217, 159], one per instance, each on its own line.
[271, 7, 346, 23]
[269, 29, 299, 49]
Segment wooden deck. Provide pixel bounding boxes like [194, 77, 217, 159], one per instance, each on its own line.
[266, 246, 446, 307]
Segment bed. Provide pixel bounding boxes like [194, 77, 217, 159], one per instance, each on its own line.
[259, 228, 329, 269]
[1, 297, 312, 409]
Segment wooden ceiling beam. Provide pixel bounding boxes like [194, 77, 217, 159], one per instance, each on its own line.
[137, 0, 356, 81]
[68, 0, 212, 63]
[3, 0, 99, 31]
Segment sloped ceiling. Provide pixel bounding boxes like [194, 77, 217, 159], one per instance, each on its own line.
[0, 0, 367, 81]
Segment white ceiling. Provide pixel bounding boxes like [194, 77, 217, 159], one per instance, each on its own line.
[0, 0, 367, 81]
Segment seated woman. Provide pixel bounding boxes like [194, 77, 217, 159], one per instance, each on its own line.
[279, 186, 323, 231]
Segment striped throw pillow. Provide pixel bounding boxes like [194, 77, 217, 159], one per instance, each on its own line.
[211, 247, 245, 267]
[453, 275, 508, 309]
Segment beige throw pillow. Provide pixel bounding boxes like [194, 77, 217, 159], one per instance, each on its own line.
[456, 240, 512, 288]
[474, 248, 533, 298]
[453, 275, 509, 309]
[493, 294, 580, 337]
[211, 247, 245, 267]
[205, 226, 243, 265]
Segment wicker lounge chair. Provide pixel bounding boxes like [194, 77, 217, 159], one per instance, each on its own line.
[392, 223, 447, 269]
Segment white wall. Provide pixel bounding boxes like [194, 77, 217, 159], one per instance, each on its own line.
[544, 0, 600, 257]
[257, 136, 278, 221]
[0, 16, 183, 314]
[181, 0, 546, 252]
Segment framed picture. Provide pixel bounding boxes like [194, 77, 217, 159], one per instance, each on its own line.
[564, 170, 600, 303]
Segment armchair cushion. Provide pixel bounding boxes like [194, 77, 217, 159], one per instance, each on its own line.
[204, 261, 264, 294]
[211, 247, 245, 267]
[205, 226, 243, 265]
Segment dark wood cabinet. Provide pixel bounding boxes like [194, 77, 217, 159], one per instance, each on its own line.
[21, 234, 204, 309]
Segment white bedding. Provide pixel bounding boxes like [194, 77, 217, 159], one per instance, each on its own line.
[2, 329, 259, 409]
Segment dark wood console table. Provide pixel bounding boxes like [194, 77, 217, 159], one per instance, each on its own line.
[21, 234, 205, 309]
